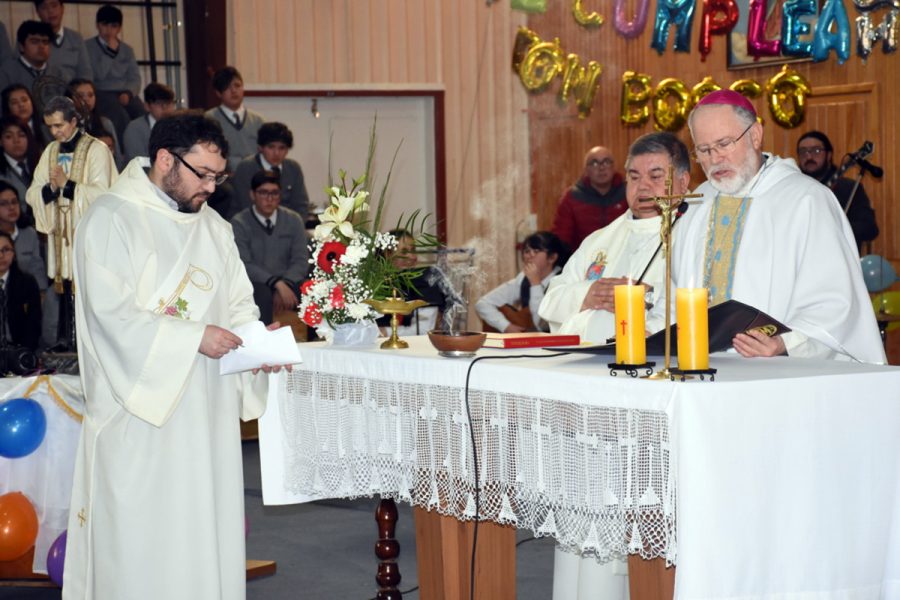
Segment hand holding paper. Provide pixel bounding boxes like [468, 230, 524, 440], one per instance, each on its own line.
[218, 321, 302, 375]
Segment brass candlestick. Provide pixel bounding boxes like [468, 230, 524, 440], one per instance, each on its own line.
[645, 167, 702, 380]
[365, 291, 429, 350]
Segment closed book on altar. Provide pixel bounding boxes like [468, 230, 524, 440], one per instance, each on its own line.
[563, 299, 790, 356]
[484, 332, 581, 349]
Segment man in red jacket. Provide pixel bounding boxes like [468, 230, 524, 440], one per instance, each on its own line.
[551, 145, 626, 253]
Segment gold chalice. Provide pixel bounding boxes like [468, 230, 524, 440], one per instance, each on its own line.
[365, 291, 429, 349]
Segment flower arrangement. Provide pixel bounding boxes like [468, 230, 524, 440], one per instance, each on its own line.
[297, 122, 436, 338]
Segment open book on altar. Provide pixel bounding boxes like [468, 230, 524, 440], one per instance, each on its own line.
[560, 299, 791, 356]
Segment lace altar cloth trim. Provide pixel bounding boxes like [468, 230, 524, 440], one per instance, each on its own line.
[279, 370, 675, 562]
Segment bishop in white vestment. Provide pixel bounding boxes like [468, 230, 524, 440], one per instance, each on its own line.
[66, 114, 268, 600]
[674, 90, 884, 363]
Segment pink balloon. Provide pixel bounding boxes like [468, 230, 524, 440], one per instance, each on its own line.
[747, 0, 782, 57]
[615, 0, 651, 38]
[46, 530, 67, 588]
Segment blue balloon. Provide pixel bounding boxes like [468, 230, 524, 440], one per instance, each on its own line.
[0, 398, 47, 458]
[861, 254, 899, 292]
[812, 0, 852, 63]
[650, 0, 696, 54]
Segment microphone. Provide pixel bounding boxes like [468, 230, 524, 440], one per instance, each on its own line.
[856, 157, 883, 178]
[848, 141, 874, 163]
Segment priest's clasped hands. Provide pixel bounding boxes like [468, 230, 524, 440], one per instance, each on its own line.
[581, 277, 651, 312]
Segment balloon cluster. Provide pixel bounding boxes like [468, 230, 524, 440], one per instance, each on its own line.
[621, 65, 811, 130]
[512, 27, 604, 118]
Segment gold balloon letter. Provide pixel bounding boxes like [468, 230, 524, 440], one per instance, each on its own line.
[653, 78, 692, 131]
[560, 53, 604, 118]
[518, 39, 565, 92]
[765, 65, 811, 128]
[621, 71, 652, 126]
[573, 0, 604, 26]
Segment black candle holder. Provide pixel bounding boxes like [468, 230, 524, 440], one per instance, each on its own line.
[669, 367, 717, 382]
[608, 362, 656, 378]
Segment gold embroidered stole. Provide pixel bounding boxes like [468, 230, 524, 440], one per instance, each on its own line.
[48, 135, 95, 290]
[702, 195, 752, 306]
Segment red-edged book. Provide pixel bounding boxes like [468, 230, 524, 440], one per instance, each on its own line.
[483, 332, 581, 349]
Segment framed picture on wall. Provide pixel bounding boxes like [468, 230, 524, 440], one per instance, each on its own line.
[726, 0, 816, 69]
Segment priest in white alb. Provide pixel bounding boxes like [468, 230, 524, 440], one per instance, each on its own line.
[672, 90, 883, 363]
[537, 132, 692, 600]
[26, 95, 116, 349]
[540, 132, 692, 345]
[66, 113, 283, 600]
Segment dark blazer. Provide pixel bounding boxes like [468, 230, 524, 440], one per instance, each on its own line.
[0, 159, 35, 228]
[228, 154, 310, 221]
[3, 264, 42, 350]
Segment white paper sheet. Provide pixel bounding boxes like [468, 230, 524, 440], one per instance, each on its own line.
[218, 321, 303, 375]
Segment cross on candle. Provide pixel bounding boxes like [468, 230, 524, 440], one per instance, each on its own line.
[620, 319, 628, 335]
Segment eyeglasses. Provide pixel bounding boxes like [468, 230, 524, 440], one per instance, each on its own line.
[171, 152, 229, 186]
[798, 147, 826, 157]
[691, 122, 754, 160]
[0, 248, 13, 255]
[0, 201, 18, 208]
[586, 158, 614, 169]
[253, 189, 280, 198]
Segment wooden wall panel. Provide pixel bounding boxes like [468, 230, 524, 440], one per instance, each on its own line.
[230, 1, 531, 307]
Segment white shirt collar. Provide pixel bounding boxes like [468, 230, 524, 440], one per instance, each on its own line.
[150, 183, 180, 211]
[148, 114, 157, 129]
[55, 28, 65, 45]
[252, 206, 277, 227]
[18, 56, 46, 73]
[11, 225, 19, 241]
[0, 271, 8, 288]
[259, 154, 277, 171]
[220, 105, 245, 123]
[4, 153, 22, 173]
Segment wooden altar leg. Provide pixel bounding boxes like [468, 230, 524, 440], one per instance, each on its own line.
[413, 506, 516, 600]
[627, 556, 675, 600]
[376, 499, 402, 600]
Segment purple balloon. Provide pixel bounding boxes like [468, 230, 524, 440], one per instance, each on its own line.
[46, 530, 67, 587]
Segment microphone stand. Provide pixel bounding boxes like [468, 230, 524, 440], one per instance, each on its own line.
[843, 157, 883, 215]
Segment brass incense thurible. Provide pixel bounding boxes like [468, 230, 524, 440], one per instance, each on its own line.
[365, 291, 429, 349]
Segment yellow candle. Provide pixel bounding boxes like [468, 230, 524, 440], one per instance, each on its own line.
[676, 288, 709, 370]
[614, 284, 646, 365]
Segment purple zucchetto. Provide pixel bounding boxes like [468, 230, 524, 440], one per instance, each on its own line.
[694, 89, 757, 118]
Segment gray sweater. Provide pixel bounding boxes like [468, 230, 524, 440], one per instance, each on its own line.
[85, 36, 141, 95]
[48, 27, 93, 82]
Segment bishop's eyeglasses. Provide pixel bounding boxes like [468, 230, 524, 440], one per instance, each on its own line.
[691, 122, 754, 160]
[172, 152, 229, 186]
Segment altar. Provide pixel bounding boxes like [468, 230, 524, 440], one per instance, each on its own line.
[259, 337, 900, 599]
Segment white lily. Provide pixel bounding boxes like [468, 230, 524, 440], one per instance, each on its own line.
[314, 195, 357, 241]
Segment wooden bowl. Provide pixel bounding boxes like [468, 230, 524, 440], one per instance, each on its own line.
[427, 330, 487, 356]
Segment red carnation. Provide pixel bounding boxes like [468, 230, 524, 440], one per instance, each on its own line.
[330, 285, 345, 309]
[300, 279, 316, 295]
[301, 304, 323, 326]
[317, 241, 347, 274]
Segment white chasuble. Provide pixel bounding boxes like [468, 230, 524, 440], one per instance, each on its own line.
[65, 158, 266, 600]
[26, 133, 117, 285]
[670, 154, 884, 363]
[540, 211, 665, 343]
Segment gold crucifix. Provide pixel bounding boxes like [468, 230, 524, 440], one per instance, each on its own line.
[646, 166, 702, 380]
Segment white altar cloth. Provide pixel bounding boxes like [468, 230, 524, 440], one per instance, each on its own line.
[0, 375, 83, 574]
[259, 337, 900, 600]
